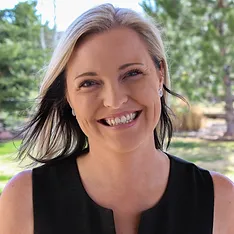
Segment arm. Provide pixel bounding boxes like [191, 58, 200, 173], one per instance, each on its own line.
[0, 170, 33, 234]
[211, 171, 234, 234]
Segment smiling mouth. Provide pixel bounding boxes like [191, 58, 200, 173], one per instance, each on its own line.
[98, 111, 142, 127]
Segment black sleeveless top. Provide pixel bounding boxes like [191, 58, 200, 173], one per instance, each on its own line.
[32, 153, 214, 234]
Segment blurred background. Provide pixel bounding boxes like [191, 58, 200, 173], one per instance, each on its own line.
[0, 0, 234, 192]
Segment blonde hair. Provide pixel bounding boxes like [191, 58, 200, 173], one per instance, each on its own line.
[18, 3, 175, 164]
[40, 3, 170, 97]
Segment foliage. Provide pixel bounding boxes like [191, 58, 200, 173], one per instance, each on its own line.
[141, 0, 234, 136]
[142, 0, 233, 100]
[171, 102, 203, 131]
[0, 1, 52, 114]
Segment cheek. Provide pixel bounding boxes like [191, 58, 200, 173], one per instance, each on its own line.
[70, 93, 98, 129]
[66, 82, 99, 133]
[131, 76, 159, 103]
[133, 77, 161, 125]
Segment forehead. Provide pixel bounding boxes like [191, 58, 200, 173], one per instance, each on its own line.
[68, 27, 151, 67]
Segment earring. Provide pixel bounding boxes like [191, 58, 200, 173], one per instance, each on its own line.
[72, 109, 76, 116]
[158, 88, 163, 97]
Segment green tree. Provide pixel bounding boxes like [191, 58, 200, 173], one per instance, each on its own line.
[0, 0, 51, 115]
[141, 0, 234, 137]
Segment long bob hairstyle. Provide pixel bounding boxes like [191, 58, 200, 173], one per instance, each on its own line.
[18, 3, 182, 164]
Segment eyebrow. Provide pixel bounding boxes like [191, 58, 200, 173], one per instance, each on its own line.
[74, 62, 144, 80]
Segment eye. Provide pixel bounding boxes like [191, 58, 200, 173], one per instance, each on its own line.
[124, 69, 143, 79]
[79, 80, 98, 88]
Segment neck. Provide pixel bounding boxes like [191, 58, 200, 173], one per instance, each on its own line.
[77, 136, 170, 213]
[79, 135, 168, 188]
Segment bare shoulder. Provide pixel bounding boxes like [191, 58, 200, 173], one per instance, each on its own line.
[210, 171, 234, 234]
[0, 170, 33, 234]
[211, 171, 234, 201]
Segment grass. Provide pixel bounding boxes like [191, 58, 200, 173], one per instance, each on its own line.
[0, 140, 23, 193]
[0, 140, 21, 155]
[168, 137, 234, 181]
[0, 137, 233, 193]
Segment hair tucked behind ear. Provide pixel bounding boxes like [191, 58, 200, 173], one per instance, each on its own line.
[17, 3, 186, 164]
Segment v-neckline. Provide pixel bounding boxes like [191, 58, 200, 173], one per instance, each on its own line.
[70, 153, 174, 234]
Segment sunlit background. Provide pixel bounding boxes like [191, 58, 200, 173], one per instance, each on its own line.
[0, 0, 144, 31]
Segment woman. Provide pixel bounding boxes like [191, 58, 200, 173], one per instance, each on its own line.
[0, 4, 233, 234]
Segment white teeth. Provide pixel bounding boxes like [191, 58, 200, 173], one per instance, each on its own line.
[121, 116, 127, 122]
[132, 112, 136, 119]
[104, 112, 139, 126]
[115, 117, 121, 124]
[106, 119, 112, 126]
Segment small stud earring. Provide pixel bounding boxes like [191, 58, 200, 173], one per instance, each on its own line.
[72, 109, 76, 116]
[158, 88, 163, 97]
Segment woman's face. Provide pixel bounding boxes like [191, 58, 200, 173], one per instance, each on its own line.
[66, 27, 163, 152]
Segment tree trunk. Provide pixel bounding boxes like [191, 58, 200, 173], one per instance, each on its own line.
[53, 0, 57, 48]
[223, 70, 234, 137]
[218, 0, 234, 137]
[40, 26, 47, 50]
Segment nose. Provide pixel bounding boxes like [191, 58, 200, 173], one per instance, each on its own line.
[102, 83, 128, 109]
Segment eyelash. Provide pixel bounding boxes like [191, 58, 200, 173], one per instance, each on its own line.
[78, 69, 143, 89]
[123, 69, 143, 79]
[79, 80, 98, 88]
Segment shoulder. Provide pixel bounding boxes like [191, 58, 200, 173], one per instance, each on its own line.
[0, 170, 33, 234]
[210, 171, 234, 234]
[168, 153, 212, 181]
[211, 171, 234, 193]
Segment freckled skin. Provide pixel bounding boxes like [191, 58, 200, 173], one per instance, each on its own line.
[66, 27, 163, 153]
